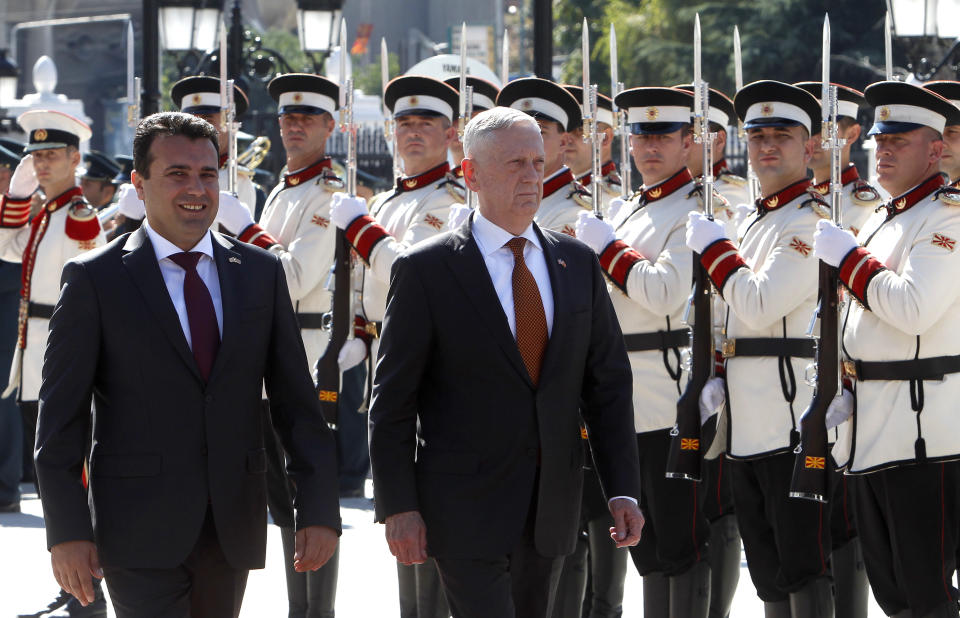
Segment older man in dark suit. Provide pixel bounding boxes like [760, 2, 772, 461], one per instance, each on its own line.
[369, 106, 644, 618]
[35, 112, 340, 617]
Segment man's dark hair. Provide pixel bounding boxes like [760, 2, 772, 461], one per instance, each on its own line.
[133, 112, 219, 179]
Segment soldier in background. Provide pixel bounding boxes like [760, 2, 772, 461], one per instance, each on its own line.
[330, 74, 462, 618]
[497, 77, 590, 237]
[79, 151, 121, 211]
[0, 144, 19, 195]
[563, 85, 622, 215]
[443, 75, 500, 174]
[925, 81, 960, 188]
[0, 142, 21, 514]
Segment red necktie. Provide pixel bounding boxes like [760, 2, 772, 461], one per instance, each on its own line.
[168, 252, 220, 382]
[506, 237, 548, 386]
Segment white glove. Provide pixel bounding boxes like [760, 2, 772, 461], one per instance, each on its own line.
[813, 219, 858, 267]
[699, 377, 726, 426]
[575, 211, 615, 254]
[825, 389, 854, 430]
[686, 211, 728, 253]
[117, 183, 146, 219]
[338, 338, 367, 372]
[734, 203, 755, 227]
[215, 191, 255, 235]
[607, 197, 627, 221]
[8, 155, 37, 198]
[330, 192, 369, 230]
[447, 204, 472, 230]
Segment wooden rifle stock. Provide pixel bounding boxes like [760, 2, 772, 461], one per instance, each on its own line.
[315, 230, 352, 427]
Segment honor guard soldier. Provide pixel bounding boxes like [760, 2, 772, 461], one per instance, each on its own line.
[675, 84, 749, 237]
[686, 81, 836, 616]
[924, 81, 960, 188]
[0, 110, 107, 617]
[330, 74, 461, 618]
[79, 150, 121, 210]
[104, 155, 143, 240]
[0, 143, 20, 195]
[497, 77, 590, 236]
[170, 76, 258, 215]
[795, 82, 882, 236]
[563, 85, 622, 212]
[813, 81, 960, 618]
[443, 75, 500, 173]
[576, 86, 711, 617]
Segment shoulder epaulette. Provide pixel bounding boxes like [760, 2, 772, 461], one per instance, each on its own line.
[65, 198, 101, 241]
[719, 171, 748, 187]
[571, 182, 593, 209]
[850, 179, 882, 207]
[801, 189, 832, 219]
[438, 177, 466, 204]
[935, 185, 960, 206]
[321, 170, 346, 192]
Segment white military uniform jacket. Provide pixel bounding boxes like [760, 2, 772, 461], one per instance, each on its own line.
[699, 179, 826, 458]
[219, 161, 258, 217]
[712, 161, 751, 238]
[346, 162, 461, 322]
[0, 187, 106, 401]
[810, 164, 881, 237]
[536, 167, 590, 237]
[598, 168, 698, 433]
[257, 158, 342, 369]
[835, 174, 960, 473]
[577, 160, 622, 219]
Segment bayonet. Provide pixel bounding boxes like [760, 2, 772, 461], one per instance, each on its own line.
[581, 17, 603, 218]
[610, 23, 631, 198]
[885, 11, 894, 80]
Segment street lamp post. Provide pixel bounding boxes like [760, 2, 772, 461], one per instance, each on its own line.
[887, 0, 960, 80]
[532, 0, 552, 79]
[296, 0, 344, 72]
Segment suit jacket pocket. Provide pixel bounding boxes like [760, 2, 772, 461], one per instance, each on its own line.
[247, 447, 267, 474]
[416, 450, 480, 475]
[93, 454, 162, 478]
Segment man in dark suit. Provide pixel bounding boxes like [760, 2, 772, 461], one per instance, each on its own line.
[369, 106, 645, 618]
[35, 112, 340, 617]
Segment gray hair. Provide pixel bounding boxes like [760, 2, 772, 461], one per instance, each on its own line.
[463, 107, 539, 159]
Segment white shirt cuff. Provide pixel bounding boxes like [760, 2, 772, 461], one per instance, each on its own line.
[608, 495, 638, 505]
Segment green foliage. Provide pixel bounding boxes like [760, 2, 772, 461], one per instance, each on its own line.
[353, 52, 400, 96]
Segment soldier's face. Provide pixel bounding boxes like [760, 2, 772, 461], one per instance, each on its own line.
[464, 122, 544, 234]
[630, 130, 692, 185]
[873, 128, 944, 196]
[940, 125, 960, 180]
[746, 125, 812, 189]
[537, 119, 571, 175]
[32, 147, 80, 189]
[279, 112, 335, 167]
[396, 114, 455, 175]
[563, 126, 593, 175]
[80, 178, 116, 208]
[132, 134, 220, 251]
[194, 113, 230, 153]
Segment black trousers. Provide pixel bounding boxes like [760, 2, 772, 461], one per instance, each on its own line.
[102, 507, 249, 618]
[729, 451, 832, 602]
[434, 489, 564, 618]
[851, 461, 960, 616]
[629, 429, 709, 576]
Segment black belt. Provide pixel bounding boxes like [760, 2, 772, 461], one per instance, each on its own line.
[623, 329, 688, 352]
[27, 302, 54, 320]
[721, 337, 815, 359]
[843, 355, 960, 381]
[296, 312, 326, 330]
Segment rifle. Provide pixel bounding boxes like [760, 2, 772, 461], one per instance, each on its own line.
[458, 23, 476, 208]
[315, 18, 358, 428]
[609, 24, 630, 199]
[666, 13, 714, 482]
[126, 21, 140, 129]
[791, 14, 843, 502]
[219, 20, 238, 195]
[581, 18, 603, 218]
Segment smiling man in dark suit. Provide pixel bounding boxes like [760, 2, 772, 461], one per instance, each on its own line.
[369, 106, 644, 618]
[34, 112, 340, 617]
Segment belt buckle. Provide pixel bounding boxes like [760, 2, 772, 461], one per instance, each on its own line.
[364, 322, 379, 338]
[842, 360, 857, 380]
[721, 339, 736, 358]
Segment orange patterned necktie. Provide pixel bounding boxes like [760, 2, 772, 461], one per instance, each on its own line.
[506, 237, 548, 386]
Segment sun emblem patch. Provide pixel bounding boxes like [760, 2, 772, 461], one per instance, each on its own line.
[894, 197, 907, 210]
[289, 175, 301, 186]
[645, 107, 659, 121]
[424, 214, 444, 230]
[932, 233, 956, 251]
[561, 224, 576, 237]
[34, 129, 47, 142]
[646, 187, 662, 200]
[790, 237, 812, 257]
[804, 456, 825, 469]
[680, 438, 700, 451]
[404, 179, 418, 189]
[760, 103, 774, 117]
[765, 195, 779, 209]
[311, 214, 329, 227]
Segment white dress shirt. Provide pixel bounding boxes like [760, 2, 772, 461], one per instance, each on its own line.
[471, 211, 554, 337]
[143, 220, 224, 350]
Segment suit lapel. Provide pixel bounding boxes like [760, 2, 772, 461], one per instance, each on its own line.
[206, 233, 241, 385]
[447, 216, 532, 386]
[536, 226, 568, 382]
[121, 227, 202, 382]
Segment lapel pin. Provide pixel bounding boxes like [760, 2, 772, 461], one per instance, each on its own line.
[557, 258, 567, 268]
[229, 256, 241, 264]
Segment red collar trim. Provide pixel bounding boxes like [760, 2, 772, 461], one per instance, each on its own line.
[47, 187, 84, 213]
[397, 162, 450, 192]
[642, 168, 693, 203]
[451, 165, 464, 178]
[812, 165, 860, 195]
[580, 161, 618, 187]
[543, 167, 575, 198]
[712, 159, 730, 177]
[219, 154, 229, 169]
[757, 178, 813, 212]
[284, 158, 333, 188]
[885, 173, 946, 216]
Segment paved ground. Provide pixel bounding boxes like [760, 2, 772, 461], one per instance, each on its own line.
[1, 481, 889, 617]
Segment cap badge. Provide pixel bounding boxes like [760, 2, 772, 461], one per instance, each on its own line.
[760, 103, 774, 117]
[879, 106, 891, 121]
[645, 107, 659, 121]
[34, 129, 47, 142]
[409, 96, 419, 105]
[521, 99, 533, 110]
[192, 94, 203, 105]
[293, 93, 303, 103]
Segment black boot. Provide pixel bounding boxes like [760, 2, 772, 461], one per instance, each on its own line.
[832, 538, 868, 618]
[763, 600, 791, 618]
[668, 560, 711, 618]
[281, 526, 308, 618]
[304, 543, 338, 618]
[585, 516, 627, 618]
[788, 578, 834, 618]
[16, 589, 71, 618]
[45, 580, 106, 617]
[643, 572, 670, 618]
[708, 514, 741, 618]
